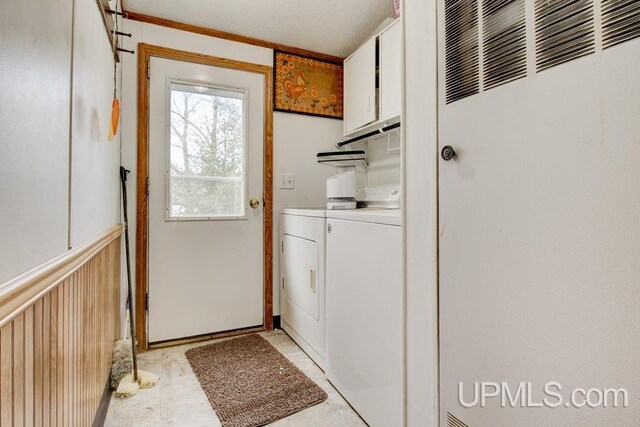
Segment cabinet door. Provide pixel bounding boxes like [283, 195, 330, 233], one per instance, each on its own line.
[380, 20, 402, 122]
[343, 37, 377, 135]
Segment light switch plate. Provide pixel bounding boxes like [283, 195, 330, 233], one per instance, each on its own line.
[279, 173, 294, 189]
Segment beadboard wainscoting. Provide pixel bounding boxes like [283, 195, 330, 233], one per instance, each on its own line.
[0, 225, 122, 426]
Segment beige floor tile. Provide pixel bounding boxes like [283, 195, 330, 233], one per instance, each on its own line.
[104, 330, 367, 427]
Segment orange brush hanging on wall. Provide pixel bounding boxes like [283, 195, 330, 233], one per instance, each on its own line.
[108, 97, 120, 141]
[107, 1, 120, 142]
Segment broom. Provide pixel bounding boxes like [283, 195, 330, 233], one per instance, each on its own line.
[113, 167, 159, 398]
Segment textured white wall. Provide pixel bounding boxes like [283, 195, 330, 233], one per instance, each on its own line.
[0, 0, 121, 285]
[365, 132, 401, 186]
[70, 0, 122, 248]
[119, 21, 342, 318]
[0, 0, 73, 284]
[403, 0, 439, 426]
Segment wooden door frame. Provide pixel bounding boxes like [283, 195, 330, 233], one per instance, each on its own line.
[135, 43, 274, 352]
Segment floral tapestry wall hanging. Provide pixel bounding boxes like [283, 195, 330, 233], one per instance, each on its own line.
[274, 51, 343, 119]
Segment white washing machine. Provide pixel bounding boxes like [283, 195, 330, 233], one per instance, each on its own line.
[325, 208, 402, 427]
[280, 208, 327, 368]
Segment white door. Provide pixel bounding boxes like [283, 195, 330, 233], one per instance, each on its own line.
[343, 37, 377, 135]
[147, 57, 265, 343]
[379, 20, 402, 122]
[439, 1, 640, 426]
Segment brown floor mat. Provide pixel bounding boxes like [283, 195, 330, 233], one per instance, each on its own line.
[185, 334, 328, 427]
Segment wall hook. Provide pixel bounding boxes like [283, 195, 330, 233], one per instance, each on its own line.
[105, 9, 129, 18]
[111, 30, 132, 38]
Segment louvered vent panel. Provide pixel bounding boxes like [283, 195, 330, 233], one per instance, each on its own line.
[535, 0, 595, 71]
[447, 412, 470, 427]
[445, 0, 480, 103]
[602, 0, 640, 48]
[483, 0, 527, 89]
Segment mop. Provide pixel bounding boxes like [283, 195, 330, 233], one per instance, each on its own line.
[112, 166, 159, 398]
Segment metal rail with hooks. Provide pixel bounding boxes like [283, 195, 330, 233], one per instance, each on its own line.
[336, 122, 401, 148]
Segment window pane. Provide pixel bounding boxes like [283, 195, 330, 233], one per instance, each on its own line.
[168, 83, 245, 218]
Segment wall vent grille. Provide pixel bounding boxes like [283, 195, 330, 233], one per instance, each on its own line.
[483, 0, 528, 89]
[445, 0, 480, 103]
[602, 0, 640, 48]
[535, 0, 595, 71]
[447, 412, 470, 427]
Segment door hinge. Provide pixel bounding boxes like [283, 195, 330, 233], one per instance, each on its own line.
[146, 177, 150, 195]
[145, 293, 149, 311]
[146, 62, 150, 79]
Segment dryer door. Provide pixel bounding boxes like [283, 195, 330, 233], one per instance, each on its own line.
[282, 235, 319, 321]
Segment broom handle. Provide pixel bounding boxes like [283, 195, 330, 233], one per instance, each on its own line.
[120, 167, 139, 382]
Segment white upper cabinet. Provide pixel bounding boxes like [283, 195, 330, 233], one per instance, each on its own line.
[379, 20, 402, 123]
[343, 19, 402, 137]
[343, 37, 377, 135]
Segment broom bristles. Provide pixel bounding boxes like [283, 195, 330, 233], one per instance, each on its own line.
[136, 370, 160, 389]
[115, 370, 159, 398]
[115, 376, 139, 398]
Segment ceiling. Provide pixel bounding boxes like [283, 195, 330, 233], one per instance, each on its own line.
[123, 0, 396, 58]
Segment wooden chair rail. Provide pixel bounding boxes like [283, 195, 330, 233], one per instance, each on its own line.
[0, 224, 122, 329]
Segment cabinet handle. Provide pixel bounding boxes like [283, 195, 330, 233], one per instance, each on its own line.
[310, 269, 316, 293]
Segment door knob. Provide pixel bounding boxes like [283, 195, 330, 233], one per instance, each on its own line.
[249, 198, 260, 209]
[441, 146, 456, 161]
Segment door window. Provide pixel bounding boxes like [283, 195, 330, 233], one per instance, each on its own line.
[166, 81, 247, 220]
